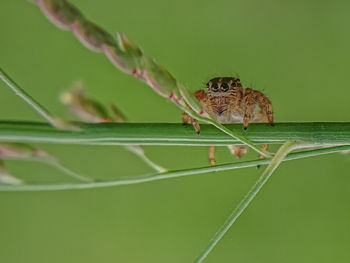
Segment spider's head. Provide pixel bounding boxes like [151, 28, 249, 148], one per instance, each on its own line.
[206, 77, 241, 97]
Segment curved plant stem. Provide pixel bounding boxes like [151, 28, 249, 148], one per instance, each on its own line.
[193, 141, 307, 263]
[1, 121, 350, 146]
[0, 144, 348, 192]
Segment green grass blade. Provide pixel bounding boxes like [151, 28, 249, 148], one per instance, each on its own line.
[0, 121, 350, 146]
[0, 144, 348, 192]
[193, 141, 307, 262]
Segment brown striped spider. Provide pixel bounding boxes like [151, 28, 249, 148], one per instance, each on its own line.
[183, 77, 274, 165]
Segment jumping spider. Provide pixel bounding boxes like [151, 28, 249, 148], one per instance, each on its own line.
[183, 77, 274, 165]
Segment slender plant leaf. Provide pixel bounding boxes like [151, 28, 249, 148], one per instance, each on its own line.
[0, 121, 349, 146]
[0, 144, 348, 192]
[193, 140, 308, 263]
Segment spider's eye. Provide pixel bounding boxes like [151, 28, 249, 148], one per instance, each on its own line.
[231, 81, 236, 88]
[221, 83, 229, 92]
[206, 82, 210, 89]
[211, 83, 219, 92]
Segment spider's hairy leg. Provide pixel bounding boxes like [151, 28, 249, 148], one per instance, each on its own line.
[227, 145, 248, 158]
[242, 88, 255, 130]
[181, 89, 208, 135]
[209, 146, 216, 165]
[252, 90, 274, 126]
[227, 82, 244, 119]
[261, 143, 268, 159]
[182, 111, 200, 134]
[182, 111, 191, 124]
[252, 108, 273, 159]
[242, 88, 274, 130]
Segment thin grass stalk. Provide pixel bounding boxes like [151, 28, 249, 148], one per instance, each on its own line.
[193, 141, 308, 262]
[0, 144, 348, 192]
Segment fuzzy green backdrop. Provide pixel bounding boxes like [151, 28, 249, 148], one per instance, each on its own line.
[0, 0, 350, 262]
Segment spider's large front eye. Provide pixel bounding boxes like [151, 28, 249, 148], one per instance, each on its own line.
[211, 83, 219, 92]
[221, 83, 229, 92]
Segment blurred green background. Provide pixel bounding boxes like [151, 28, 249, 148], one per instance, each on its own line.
[1, 0, 350, 262]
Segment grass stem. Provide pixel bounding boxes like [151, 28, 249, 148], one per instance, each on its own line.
[0, 144, 348, 192]
[0, 121, 349, 146]
[193, 141, 306, 262]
